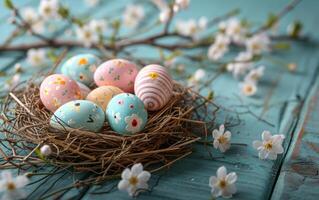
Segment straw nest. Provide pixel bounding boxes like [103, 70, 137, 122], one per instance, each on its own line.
[0, 80, 217, 181]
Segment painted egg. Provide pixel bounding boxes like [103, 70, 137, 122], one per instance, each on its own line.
[134, 64, 173, 111]
[61, 54, 101, 87]
[50, 100, 105, 132]
[76, 81, 91, 98]
[86, 86, 123, 110]
[106, 93, 147, 135]
[40, 74, 82, 112]
[94, 59, 138, 93]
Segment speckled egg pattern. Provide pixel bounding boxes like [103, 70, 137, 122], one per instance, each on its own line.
[94, 59, 138, 93]
[134, 64, 173, 111]
[40, 74, 82, 112]
[61, 54, 101, 86]
[106, 93, 147, 135]
[86, 86, 123, 111]
[50, 100, 105, 132]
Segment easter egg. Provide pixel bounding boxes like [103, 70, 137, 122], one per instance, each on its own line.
[50, 100, 105, 132]
[94, 59, 138, 93]
[134, 64, 173, 111]
[40, 74, 82, 112]
[61, 54, 101, 87]
[76, 81, 91, 98]
[106, 93, 147, 134]
[86, 86, 123, 110]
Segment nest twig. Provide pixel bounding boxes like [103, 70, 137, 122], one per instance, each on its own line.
[0, 80, 218, 183]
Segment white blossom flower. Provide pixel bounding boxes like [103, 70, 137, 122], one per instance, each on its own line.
[21, 7, 45, 34]
[40, 145, 52, 156]
[75, 24, 99, 47]
[122, 4, 145, 29]
[207, 34, 230, 61]
[288, 63, 297, 72]
[224, 18, 247, 44]
[0, 171, 29, 200]
[26, 48, 47, 67]
[88, 19, 107, 34]
[209, 166, 237, 198]
[198, 16, 208, 30]
[244, 65, 265, 83]
[39, 0, 60, 21]
[227, 51, 253, 78]
[187, 68, 205, 87]
[173, 0, 190, 13]
[4, 74, 21, 91]
[84, 0, 100, 7]
[212, 124, 231, 153]
[118, 163, 151, 197]
[253, 131, 285, 160]
[152, 0, 169, 10]
[159, 8, 171, 23]
[245, 32, 271, 55]
[239, 81, 257, 97]
[176, 18, 206, 38]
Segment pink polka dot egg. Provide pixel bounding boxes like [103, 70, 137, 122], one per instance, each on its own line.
[40, 74, 82, 112]
[94, 59, 138, 93]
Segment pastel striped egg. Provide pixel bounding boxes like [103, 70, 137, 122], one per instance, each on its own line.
[134, 64, 173, 111]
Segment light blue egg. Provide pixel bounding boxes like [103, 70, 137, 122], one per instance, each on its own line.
[50, 100, 105, 132]
[106, 93, 148, 135]
[60, 54, 101, 87]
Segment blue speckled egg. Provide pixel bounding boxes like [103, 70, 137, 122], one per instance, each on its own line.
[50, 100, 105, 132]
[61, 54, 101, 87]
[106, 93, 148, 135]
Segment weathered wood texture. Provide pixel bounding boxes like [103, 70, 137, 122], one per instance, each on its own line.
[1, 0, 319, 199]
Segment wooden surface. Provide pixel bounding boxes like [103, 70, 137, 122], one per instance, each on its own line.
[1, 0, 319, 199]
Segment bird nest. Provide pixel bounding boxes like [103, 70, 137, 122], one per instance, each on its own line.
[0, 80, 218, 183]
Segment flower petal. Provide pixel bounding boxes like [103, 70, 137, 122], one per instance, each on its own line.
[131, 163, 143, 176]
[121, 168, 131, 180]
[138, 171, 151, 182]
[219, 144, 226, 153]
[224, 131, 231, 139]
[253, 140, 262, 149]
[212, 129, 221, 139]
[267, 152, 278, 160]
[219, 124, 225, 133]
[118, 180, 130, 191]
[262, 131, 272, 141]
[272, 144, 284, 154]
[213, 140, 220, 149]
[226, 172, 237, 184]
[217, 166, 227, 179]
[209, 176, 218, 187]
[1, 171, 13, 181]
[222, 184, 237, 198]
[258, 149, 268, 159]
[14, 175, 29, 188]
[211, 186, 221, 197]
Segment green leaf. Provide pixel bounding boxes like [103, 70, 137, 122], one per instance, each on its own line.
[207, 91, 214, 100]
[35, 148, 45, 160]
[288, 21, 302, 38]
[58, 6, 69, 18]
[4, 0, 14, 10]
[265, 13, 278, 29]
[273, 42, 291, 50]
[0, 71, 6, 76]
